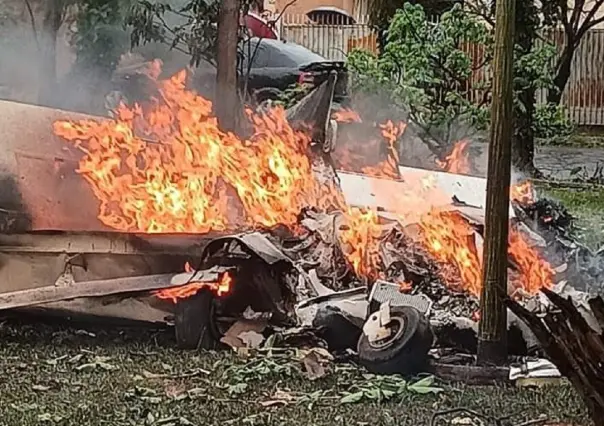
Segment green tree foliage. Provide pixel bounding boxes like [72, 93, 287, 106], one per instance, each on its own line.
[368, 0, 459, 47]
[348, 2, 565, 166]
[533, 103, 574, 140]
[72, 0, 131, 77]
[349, 3, 491, 150]
[126, 0, 222, 68]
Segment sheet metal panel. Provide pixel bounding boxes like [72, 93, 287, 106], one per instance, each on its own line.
[337, 167, 515, 218]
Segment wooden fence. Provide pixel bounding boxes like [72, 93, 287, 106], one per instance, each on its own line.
[279, 14, 604, 126]
[279, 14, 377, 61]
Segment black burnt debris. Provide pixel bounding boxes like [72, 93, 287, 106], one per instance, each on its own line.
[170, 175, 604, 376]
[514, 195, 604, 296]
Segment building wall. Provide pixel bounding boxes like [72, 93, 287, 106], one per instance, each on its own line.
[273, 0, 358, 18]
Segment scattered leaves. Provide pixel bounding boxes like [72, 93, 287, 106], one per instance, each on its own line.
[340, 374, 443, 404]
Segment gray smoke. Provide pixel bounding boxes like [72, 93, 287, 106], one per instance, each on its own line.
[0, 0, 200, 116]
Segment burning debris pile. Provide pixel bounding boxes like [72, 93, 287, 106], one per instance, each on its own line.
[42, 66, 599, 376]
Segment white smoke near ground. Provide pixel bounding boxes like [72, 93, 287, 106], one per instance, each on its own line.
[0, 1, 115, 114]
[0, 1, 71, 106]
[0, 0, 199, 116]
[0, 0, 491, 183]
[344, 86, 491, 176]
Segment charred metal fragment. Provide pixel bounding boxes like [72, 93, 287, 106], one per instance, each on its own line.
[174, 289, 219, 350]
[0, 175, 32, 233]
[286, 71, 336, 147]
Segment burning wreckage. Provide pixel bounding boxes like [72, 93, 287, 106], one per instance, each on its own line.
[0, 69, 600, 380]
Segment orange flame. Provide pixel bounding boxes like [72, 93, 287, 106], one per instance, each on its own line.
[53, 68, 553, 302]
[419, 210, 482, 296]
[332, 108, 362, 123]
[511, 180, 535, 205]
[436, 141, 471, 174]
[338, 207, 382, 279]
[53, 70, 342, 234]
[418, 209, 553, 297]
[399, 281, 413, 293]
[508, 228, 554, 295]
[155, 271, 233, 303]
[361, 120, 405, 179]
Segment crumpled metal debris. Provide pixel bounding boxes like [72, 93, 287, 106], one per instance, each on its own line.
[299, 347, 333, 380]
[164, 169, 598, 359]
[509, 358, 561, 381]
[220, 319, 267, 349]
[286, 72, 336, 151]
[171, 265, 234, 286]
[202, 232, 293, 266]
[296, 287, 367, 328]
[368, 280, 433, 316]
[284, 210, 353, 291]
[514, 197, 604, 296]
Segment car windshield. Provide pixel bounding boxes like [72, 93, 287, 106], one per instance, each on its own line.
[240, 39, 326, 68]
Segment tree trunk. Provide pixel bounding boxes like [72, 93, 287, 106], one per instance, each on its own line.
[512, 86, 537, 176]
[477, 0, 515, 366]
[512, 88, 537, 176]
[511, 0, 538, 176]
[547, 44, 574, 105]
[38, 0, 63, 106]
[215, 0, 241, 133]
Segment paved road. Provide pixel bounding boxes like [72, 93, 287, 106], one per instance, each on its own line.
[472, 144, 604, 179]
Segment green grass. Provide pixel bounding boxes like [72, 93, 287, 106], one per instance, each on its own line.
[538, 132, 604, 148]
[539, 185, 604, 248]
[0, 319, 590, 426]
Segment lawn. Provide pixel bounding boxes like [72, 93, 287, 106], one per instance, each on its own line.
[539, 185, 604, 249]
[0, 186, 601, 426]
[538, 131, 604, 149]
[0, 319, 590, 426]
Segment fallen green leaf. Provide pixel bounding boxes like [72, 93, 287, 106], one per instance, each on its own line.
[32, 384, 50, 392]
[340, 391, 364, 404]
[407, 376, 443, 394]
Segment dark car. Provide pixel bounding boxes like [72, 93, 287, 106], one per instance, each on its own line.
[106, 38, 348, 113]
[239, 38, 349, 104]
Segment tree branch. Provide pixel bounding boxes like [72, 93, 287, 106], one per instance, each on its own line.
[559, 0, 570, 24]
[570, 0, 585, 33]
[585, 15, 604, 33]
[24, 0, 40, 51]
[463, 0, 494, 28]
[577, 0, 604, 39]
[267, 0, 296, 28]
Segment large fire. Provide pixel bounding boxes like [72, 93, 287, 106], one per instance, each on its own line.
[420, 210, 482, 296]
[53, 68, 553, 302]
[54, 70, 342, 234]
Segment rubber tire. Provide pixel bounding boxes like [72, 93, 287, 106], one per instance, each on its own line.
[357, 306, 433, 376]
[174, 289, 218, 350]
[253, 88, 281, 106]
[312, 305, 362, 352]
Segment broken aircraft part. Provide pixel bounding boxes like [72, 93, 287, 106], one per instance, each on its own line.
[174, 289, 219, 350]
[358, 305, 433, 376]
